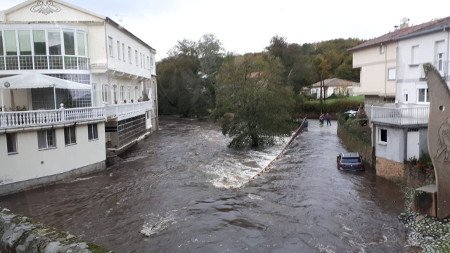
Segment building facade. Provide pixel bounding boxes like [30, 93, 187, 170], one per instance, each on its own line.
[0, 0, 158, 195]
[351, 17, 450, 180]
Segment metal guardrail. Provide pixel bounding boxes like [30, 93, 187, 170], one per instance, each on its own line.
[371, 105, 429, 125]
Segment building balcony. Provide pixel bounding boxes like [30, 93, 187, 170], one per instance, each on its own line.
[0, 55, 90, 72]
[370, 104, 429, 127]
[0, 107, 105, 131]
[105, 101, 152, 121]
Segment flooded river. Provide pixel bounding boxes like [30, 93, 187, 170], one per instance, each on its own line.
[0, 117, 408, 252]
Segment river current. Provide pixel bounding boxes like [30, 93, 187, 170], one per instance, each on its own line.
[0, 117, 407, 252]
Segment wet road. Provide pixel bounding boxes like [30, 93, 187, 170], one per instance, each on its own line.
[0, 117, 407, 252]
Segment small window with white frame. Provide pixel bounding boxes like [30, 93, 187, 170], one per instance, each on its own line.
[378, 128, 387, 144]
[6, 133, 18, 154]
[64, 126, 76, 145]
[38, 129, 56, 150]
[388, 68, 396, 81]
[437, 52, 444, 72]
[88, 124, 98, 140]
[417, 88, 430, 103]
[108, 36, 113, 57]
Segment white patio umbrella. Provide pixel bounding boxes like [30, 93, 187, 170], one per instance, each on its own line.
[0, 72, 91, 110]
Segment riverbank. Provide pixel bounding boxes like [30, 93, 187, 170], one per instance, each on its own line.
[0, 208, 108, 253]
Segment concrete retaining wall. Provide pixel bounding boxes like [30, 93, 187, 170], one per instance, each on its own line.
[0, 161, 106, 197]
[0, 208, 108, 253]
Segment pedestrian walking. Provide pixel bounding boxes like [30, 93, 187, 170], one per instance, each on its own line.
[319, 113, 324, 127]
[325, 113, 331, 126]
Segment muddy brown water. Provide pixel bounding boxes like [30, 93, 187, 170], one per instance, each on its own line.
[0, 117, 407, 252]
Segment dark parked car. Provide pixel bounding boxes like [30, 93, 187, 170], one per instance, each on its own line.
[336, 152, 364, 171]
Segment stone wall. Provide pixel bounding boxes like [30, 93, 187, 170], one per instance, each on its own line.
[0, 208, 108, 253]
[376, 157, 406, 181]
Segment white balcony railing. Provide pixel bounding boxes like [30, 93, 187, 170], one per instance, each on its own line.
[0, 107, 105, 129]
[105, 101, 152, 121]
[371, 105, 429, 126]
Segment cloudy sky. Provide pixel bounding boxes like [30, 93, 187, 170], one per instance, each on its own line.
[1, 0, 450, 60]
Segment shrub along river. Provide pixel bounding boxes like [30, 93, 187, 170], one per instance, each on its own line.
[1, 117, 445, 252]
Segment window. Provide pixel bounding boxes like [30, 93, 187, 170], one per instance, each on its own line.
[379, 45, 385, 54]
[388, 68, 396, 81]
[4, 30, 17, 55]
[117, 41, 121, 60]
[77, 32, 86, 56]
[379, 129, 387, 143]
[128, 46, 132, 63]
[122, 43, 125, 62]
[48, 31, 62, 55]
[33, 30, 46, 55]
[135, 50, 138, 66]
[147, 56, 150, 69]
[404, 93, 409, 102]
[63, 31, 75, 55]
[88, 124, 98, 140]
[92, 83, 97, 106]
[108, 36, 113, 57]
[102, 84, 108, 103]
[120, 86, 125, 101]
[38, 129, 56, 149]
[0, 32, 3, 56]
[64, 126, 76, 145]
[437, 53, 444, 72]
[150, 55, 154, 69]
[418, 88, 430, 103]
[6, 133, 17, 154]
[18, 30, 32, 55]
[411, 45, 419, 65]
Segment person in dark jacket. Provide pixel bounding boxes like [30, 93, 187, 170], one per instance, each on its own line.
[325, 113, 331, 126]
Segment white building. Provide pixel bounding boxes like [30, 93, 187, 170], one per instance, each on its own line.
[0, 0, 158, 195]
[353, 17, 450, 179]
[308, 78, 358, 99]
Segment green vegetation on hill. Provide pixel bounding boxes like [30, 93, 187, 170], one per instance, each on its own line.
[157, 34, 363, 148]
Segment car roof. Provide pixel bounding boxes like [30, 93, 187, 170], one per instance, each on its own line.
[341, 152, 360, 158]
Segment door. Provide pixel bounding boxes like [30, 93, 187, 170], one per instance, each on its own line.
[407, 129, 420, 160]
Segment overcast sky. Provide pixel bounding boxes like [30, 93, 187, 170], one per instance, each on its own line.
[1, 0, 450, 60]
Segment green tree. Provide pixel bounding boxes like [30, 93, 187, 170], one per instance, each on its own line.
[215, 54, 295, 149]
[157, 34, 225, 117]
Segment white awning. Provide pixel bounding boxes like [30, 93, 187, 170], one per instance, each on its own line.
[0, 72, 91, 90]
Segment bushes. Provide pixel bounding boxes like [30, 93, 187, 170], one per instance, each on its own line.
[295, 96, 362, 119]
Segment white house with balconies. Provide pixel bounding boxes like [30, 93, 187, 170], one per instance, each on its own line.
[357, 17, 450, 180]
[0, 0, 158, 195]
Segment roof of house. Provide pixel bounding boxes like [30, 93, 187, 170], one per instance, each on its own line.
[1, 0, 155, 52]
[310, 78, 359, 88]
[348, 18, 447, 52]
[399, 16, 450, 40]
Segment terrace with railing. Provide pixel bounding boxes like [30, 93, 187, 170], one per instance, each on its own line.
[370, 105, 429, 126]
[0, 107, 105, 130]
[105, 101, 152, 121]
